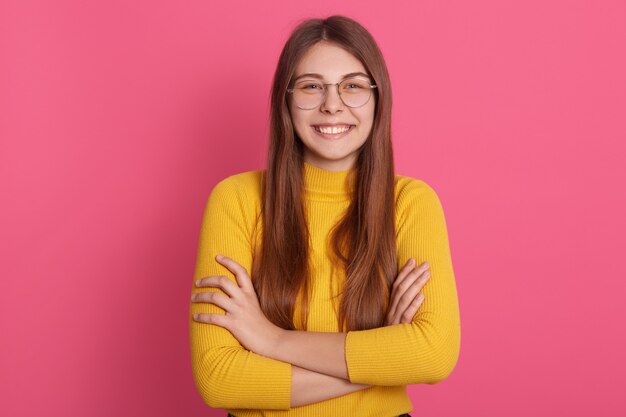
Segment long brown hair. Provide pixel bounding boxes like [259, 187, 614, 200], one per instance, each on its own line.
[251, 15, 397, 332]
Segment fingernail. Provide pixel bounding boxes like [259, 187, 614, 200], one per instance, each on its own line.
[216, 254, 223, 261]
[195, 279, 202, 286]
[409, 258, 415, 267]
[424, 262, 430, 268]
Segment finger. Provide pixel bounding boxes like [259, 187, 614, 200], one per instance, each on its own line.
[394, 270, 430, 320]
[388, 268, 429, 321]
[385, 310, 399, 326]
[392, 259, 417, 289]
[191, 291, 232, 312]
[215, 255, 255, 293]
[192, 312, 229, 328]
[387, 291, 424, 326]
[195, 275, 240, 298]
[390, 260, 429, 305]
[400, 293, 425, 324]
[388, 262, 430, 319]
[397, 261, 429, 291]
[387, 259, 417, 317]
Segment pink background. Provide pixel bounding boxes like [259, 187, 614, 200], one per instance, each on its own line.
[1, 1, 625, 416]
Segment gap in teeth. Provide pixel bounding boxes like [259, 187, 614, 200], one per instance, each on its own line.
[316, 125, 351, 134]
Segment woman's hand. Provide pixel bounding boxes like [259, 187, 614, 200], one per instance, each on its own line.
[385, 258, 431, 326]
[191, 255, 283, 356]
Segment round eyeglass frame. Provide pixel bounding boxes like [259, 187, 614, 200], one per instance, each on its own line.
[286, 79, 378, 110]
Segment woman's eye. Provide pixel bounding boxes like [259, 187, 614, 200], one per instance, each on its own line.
[300, 83, 322, 90]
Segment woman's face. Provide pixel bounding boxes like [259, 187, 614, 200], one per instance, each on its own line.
[289, 42, 376, 172]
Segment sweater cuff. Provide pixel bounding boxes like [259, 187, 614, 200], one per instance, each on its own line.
[345, 325, 416, 385]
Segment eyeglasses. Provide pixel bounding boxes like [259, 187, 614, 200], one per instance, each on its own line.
[286, 77, 377, 110]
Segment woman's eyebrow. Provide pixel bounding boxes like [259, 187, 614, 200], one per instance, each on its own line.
[293, 71, 370, 81]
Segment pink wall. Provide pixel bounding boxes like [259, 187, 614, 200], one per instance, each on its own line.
[1, 1, 625, 416]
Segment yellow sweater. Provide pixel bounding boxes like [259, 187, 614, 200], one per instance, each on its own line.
[190, 161, 461, 416]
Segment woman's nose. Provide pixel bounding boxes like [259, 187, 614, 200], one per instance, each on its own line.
[320, 85, 344, 113]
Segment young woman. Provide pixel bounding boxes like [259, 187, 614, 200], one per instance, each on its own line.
[189, 15, 461, 417]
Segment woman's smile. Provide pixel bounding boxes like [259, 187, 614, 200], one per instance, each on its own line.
[311, 124, 355, 139]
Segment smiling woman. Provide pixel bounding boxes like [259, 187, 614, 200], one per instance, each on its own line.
[189, 15, 460, 417]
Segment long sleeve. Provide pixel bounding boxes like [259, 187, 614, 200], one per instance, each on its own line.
[189, 174, 292, 409]
[344, 178, 461, 386]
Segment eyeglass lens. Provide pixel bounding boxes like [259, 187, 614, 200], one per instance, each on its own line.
[291, 78, 374, 109]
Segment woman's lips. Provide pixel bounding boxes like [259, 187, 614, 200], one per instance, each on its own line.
[311, 125, 355, 140]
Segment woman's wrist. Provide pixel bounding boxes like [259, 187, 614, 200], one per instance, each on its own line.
[258, 325, 286, 359]
[291, 365, 371, 407]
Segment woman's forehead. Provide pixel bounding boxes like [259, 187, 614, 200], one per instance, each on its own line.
[294, 43, 367, 80]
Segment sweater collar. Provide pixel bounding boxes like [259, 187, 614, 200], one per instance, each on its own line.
[303, 161, 356, 201]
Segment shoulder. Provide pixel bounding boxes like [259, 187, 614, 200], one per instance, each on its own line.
[206, 169, 264, 219]
[202, 169, 264, 234]
[394, 174, 442, 206]
[210, 169, 264, 201]
[393, 174, 447, 224]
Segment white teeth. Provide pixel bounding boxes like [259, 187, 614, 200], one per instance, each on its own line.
[315, 125, 351, 134]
